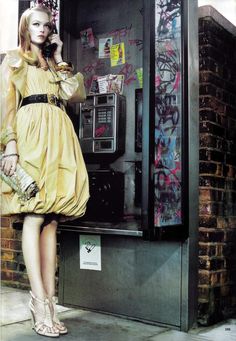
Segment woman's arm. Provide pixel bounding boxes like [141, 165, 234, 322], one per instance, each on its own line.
[0, 55, 18, 175]
[47, 34, 86, 103]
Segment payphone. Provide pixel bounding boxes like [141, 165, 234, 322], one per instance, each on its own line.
[79, 93, 126, 161]
[79, 93, 126, 221]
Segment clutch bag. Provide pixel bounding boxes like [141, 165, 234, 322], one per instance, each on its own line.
[0, 153, 39, 201]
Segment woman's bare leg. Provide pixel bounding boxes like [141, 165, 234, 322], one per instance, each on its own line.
[40, 220, 58, 298]
[22, 214, 45, 299]
[22, 214, 59, 336]
[40, 219, 68, 334]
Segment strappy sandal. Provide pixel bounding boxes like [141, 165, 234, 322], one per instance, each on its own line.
[29, 291, 60, 338]
[49, 296, 68, 335]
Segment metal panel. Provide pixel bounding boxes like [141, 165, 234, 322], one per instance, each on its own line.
[181, 0, 199, 331]
[60, 232, 182, 327]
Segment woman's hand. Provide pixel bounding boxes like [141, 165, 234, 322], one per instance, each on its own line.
[1, 140, 18, 176]
[49, 34, 63, 63]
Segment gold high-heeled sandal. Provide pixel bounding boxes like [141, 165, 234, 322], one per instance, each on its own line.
[49, 296, 68, 335]
[29, 291, 60, 338]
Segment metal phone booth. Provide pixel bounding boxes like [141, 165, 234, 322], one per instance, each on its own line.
[58, 0, 199, 331]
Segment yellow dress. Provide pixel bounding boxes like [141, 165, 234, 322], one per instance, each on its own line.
[1, 54, 89, 221]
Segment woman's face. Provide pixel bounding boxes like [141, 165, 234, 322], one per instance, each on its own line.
[28, 11, 51, 45]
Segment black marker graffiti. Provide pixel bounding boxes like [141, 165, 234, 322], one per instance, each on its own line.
[154, 0, 182, 227]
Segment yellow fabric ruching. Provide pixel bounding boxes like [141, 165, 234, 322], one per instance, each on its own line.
[1, 60, 89, 220]
[0, 54, 18, 147]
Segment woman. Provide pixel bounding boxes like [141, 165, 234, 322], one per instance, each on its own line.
[0, 4, 89, 338]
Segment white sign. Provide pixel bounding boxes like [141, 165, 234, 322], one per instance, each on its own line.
[80, 235, 101, 271]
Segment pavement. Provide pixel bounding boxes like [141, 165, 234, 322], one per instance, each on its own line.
[0, 286, 236, 341]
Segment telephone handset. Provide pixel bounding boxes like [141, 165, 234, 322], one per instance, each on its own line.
[42, 25, 58, 58]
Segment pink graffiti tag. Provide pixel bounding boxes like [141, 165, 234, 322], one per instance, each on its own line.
[128, 39, 143, 51]
[83, 59, 105, 75]
[118, 63, 136, 86]
[108, 24, 132, 41]
[84, 75, 94, 90]
[95, 125, 107, 137]
[173, 71, 181, 91]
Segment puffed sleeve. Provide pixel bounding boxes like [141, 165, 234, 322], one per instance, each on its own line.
[0, 55, 17, 148]
[58, 71, 86, 103]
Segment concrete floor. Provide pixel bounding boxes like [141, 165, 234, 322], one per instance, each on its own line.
[0, 286, 236, 341]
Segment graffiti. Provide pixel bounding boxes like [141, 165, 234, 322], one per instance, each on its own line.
[118, 63, 137, 86]
[156, 0, 180, 38]
[154, 0, 182, 227]
[128, 39, 143, 51]
[83, 60, 106, 75]
[108, 24, 132, 42]
[95, 125, 109, 137]
[139, 7, 144, 16]
[34, 0, 59, 23]
[83, 60, 106, 91]
[84, 75, 94, 91]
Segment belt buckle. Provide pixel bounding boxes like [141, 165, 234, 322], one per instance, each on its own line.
[47, 94, 57, 106]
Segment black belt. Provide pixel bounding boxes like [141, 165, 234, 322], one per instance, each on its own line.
[21, 94, 62, 108]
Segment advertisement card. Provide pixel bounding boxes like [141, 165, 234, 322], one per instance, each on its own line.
[99, 37, 113, 58]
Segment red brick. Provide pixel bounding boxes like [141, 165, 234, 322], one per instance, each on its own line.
[199, 189, 211, 201]
[1, 270, 13, 281]
[1, 217, 11, 227]
[217, 217, 229, 229]
[199, 270, 210, 285]
[1, 240, 10, 249]
[199, 228, 224, 242]
[1, 261, 18, 271]
[1, 228, 15, 239]
[9, 240, 22, 251]
[12, 272, 29, 284]
[228, 217, 236, 229]
[1, 251, 15, 261]
[199, 243, 216, 257]
[198, 286, 210, 301]
[199, 216, 217, 228]
[215, 244, 224, 257]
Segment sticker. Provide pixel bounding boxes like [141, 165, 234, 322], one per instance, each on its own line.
[136, 67, 143, 88]
[80, 235, 101, 271]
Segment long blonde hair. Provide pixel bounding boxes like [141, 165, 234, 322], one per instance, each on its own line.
[19, 5, 53, 66]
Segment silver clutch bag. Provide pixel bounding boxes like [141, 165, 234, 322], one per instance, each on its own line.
[0, 153, 39, 201]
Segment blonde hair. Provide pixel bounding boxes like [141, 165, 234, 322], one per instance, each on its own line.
[19, 5, 53, 66]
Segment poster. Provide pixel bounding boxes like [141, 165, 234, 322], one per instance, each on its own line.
[80, 28, 95, 49]
[80, 235, 101, 271]
[110, 42, 125, 67]
[99, 37, 112, 58]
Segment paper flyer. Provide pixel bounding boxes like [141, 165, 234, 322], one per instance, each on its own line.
[89, 74, 124, 95]
[136, 67, 143, 88]
[80, 28, 95, 49]
[99, 37, 112, 58]
[110, 42, 125, 67]
[80, 235, 101, 271]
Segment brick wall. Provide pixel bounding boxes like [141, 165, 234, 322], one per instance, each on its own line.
[1, 217, 29, 289]
[198, 13, 236, 325]
[1, 217, 59, 291]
